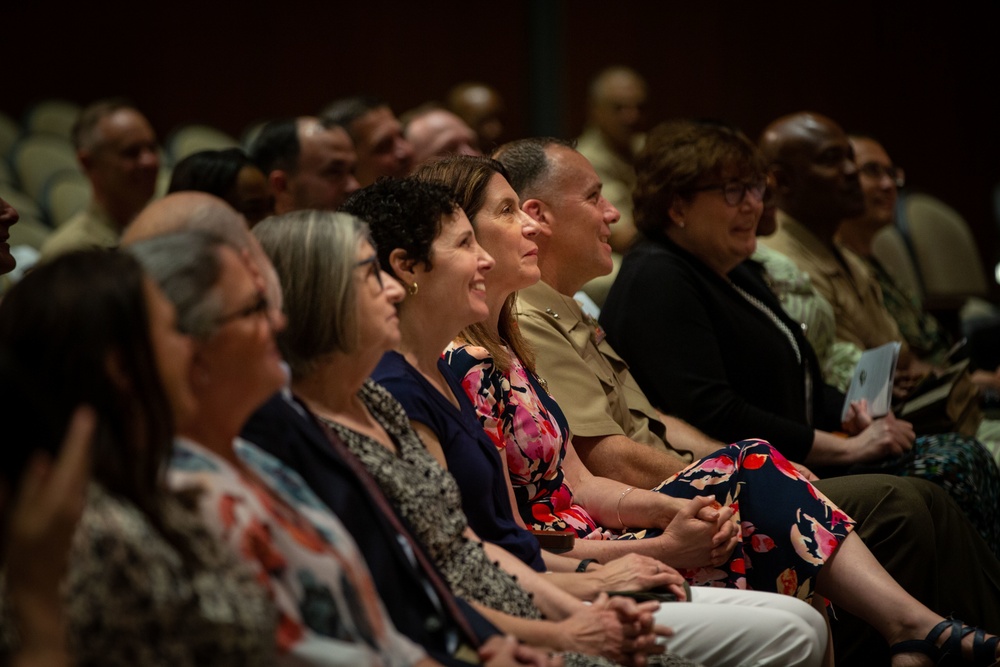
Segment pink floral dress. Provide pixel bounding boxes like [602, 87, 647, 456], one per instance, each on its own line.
[446, 343, 856, 601]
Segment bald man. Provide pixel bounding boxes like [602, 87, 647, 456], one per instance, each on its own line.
[446, 82, 504, 149]
[404, 107, 481, 166]
[759, 112, 909, 359]
[123, 192, 285, 327]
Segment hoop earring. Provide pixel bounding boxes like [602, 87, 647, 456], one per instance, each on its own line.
[408, 282, 419, 296]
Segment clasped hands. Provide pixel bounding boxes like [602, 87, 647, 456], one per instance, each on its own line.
[656, 495, 739, 570]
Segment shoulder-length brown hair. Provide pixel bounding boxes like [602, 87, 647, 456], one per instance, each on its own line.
[413, 155, 536, 374]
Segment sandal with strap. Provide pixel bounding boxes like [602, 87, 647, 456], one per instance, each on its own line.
[890, 618, 1000, 666]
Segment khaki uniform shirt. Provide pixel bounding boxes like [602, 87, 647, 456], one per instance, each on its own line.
[39, 201, 119, 262]
[762, 212, 906, 353]
[517, 280, 682, 457]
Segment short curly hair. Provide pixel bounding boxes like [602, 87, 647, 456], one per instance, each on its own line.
[633, 119, 765, 239]
[341, 178, 458, 281]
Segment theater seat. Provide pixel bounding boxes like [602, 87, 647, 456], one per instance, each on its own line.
[166, 124, 240, 164]
[897, 192, 990, 307]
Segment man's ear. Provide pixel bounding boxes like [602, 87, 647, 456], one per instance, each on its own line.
[769, 164, 794, 198]
[77, 149, 95, 173]
[268, 170, 291, 213]
[269, 170, 289, 196]
[388, 248, 417, 282]
[521, 198, 552, 233]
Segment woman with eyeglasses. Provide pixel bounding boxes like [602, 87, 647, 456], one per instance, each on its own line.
[603, 119, 999, 555]
[130, 228, 451, 667]
[416, 150, 1000, 666]
[839, 135, 1000, 386]
[0, 249, 276, 666]
[253, 208, 673, 666]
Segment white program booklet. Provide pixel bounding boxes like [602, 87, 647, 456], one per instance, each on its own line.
[841, 342, 901, 422]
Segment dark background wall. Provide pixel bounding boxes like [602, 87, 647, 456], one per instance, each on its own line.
[6, 1, 999, 290]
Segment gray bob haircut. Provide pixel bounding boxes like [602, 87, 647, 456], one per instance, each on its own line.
[252, 210, 370, 380]
[128, 230, 228, 338]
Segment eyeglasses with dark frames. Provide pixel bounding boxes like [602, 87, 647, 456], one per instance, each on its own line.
[214, 291, 270, 328]
[356, 254, 385, 291]
[858, 162, 905, 188]
[688, 179, 767, 207]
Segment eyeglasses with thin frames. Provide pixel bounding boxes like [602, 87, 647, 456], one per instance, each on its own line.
[688, 179, 766, 207]
[858, 162, 905, 188]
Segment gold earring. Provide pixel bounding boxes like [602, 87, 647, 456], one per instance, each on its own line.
[408, 282, 418, 296]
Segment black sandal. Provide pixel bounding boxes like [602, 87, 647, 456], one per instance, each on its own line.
[890, 618, 1000, 665]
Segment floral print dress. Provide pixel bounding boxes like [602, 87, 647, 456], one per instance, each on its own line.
[446, 343, 856, 601]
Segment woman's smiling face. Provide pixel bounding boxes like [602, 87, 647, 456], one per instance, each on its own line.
[470, 173, 541, 298]
[411, 208, 495, 332]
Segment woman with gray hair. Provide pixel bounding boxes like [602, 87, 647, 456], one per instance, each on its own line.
[129, 229, 442, 667]
[254, 209, 682, 667]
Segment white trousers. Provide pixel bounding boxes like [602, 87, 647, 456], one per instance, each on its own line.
[653, 587, 827, 667]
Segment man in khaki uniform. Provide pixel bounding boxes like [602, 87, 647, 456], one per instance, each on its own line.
[494, 137, 721, 490]
[493, 136, 1000, 666]
[40, 99, 160, 261]
[758, 112, 906, 354]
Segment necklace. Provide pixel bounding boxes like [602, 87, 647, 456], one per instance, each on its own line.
[729, 280, 815, 425]
[730, 281, 802, 364]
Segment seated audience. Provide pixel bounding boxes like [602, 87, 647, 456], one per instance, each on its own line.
[494, 136, 1000, 663]
[254, 209, 677, 666]
[403, 105, 481, 165]
[413, 154, 1000, 666]
[249, 117, 359, 214]
[446, 82, 505, 150]
[348, 176, 833, 667]
[125, 192, 554, 667]
[321, 97, 414, 186]
[0, 249, 276, 666]
[40, 99, 159, 261]
[167, 148, 272, 225]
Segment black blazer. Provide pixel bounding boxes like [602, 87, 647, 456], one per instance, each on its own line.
[601, 239, 844, 462]
[242, 392, 497, 664]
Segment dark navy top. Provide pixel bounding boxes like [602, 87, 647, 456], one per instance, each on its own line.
[373, 351, 545, 571]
